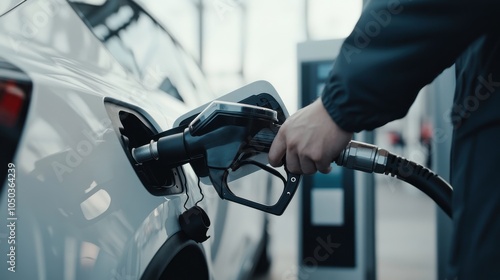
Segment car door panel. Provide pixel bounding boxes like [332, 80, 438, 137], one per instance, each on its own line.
[0, 3, 198, 279]
[0, 1, 270, 279]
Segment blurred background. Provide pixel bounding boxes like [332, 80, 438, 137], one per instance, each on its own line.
[142, 1, 454, 279]
[143, 0, 361, 110]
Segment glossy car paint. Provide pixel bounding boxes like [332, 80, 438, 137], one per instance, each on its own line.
[0, 0, 267, 279]
[0, 0, 25, 16]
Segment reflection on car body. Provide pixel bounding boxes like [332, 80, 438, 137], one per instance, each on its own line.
[0, 0, 270, 279]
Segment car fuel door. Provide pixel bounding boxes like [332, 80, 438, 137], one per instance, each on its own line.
[104, 98, 184, 196]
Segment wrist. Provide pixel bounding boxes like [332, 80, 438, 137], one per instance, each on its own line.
[317, 98, 353, 135]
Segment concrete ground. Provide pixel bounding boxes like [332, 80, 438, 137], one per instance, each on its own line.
[252, 176, 437, 280]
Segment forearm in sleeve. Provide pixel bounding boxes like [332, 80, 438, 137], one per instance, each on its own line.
[322, 0, 495, 132]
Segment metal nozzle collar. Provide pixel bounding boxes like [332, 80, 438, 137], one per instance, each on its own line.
[132, 140, 159, 163]
[335, 141, 388, 174]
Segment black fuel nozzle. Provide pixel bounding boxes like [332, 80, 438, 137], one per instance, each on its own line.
[132, 132, 188, 166]
[131, 101, 301, 215]
[131, 101, 279, 167]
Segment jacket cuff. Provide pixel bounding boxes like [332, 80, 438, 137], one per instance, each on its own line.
[320, 77, 362, 133]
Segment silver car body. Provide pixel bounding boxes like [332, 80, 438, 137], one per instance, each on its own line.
[0, 0, 268, 279]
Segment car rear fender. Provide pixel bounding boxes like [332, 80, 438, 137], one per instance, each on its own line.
[141, 232, 209, 280]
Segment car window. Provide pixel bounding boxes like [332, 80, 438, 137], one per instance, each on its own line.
[68, 0, 212, 104]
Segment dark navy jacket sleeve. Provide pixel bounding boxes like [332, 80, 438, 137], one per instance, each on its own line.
[321, 0, 495, 132]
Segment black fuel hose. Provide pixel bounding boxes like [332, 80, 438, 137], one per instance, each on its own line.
[336, 141, 453, 218]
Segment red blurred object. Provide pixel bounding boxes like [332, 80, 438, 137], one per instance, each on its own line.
[388, 130, 406, 147]
[420, 122, 433, 144]
[0, 81, 25, 128]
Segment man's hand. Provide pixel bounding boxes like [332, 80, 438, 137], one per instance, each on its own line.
[268, 99, 353, 174]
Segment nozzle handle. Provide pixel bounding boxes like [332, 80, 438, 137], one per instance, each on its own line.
[208, 164, 300, 216]
[247, 123, 280, 153]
